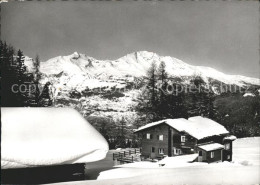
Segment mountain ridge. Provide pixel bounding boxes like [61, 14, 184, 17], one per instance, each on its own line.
[24, 51, 260, 92]
[22, 51, 260, 129]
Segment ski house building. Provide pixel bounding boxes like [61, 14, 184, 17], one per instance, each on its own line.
[134, 116, 236, 163]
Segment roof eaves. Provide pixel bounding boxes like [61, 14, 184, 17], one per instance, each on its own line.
[134, 120, 168, 133]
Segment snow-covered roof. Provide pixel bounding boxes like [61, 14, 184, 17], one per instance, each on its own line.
[135, 116, 229, 140]
[134, 119, 167, 132]
[223, 135, 237, 141]
[1, 108, 109, 169]
[243, 93, 256, 97]
[198, 143, 224, 151]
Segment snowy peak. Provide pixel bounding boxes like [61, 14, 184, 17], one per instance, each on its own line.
[27, 51, 260, 89]
[71, 51, 80, 59]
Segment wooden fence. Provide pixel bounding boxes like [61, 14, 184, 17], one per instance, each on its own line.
[113, 148, 141, 163]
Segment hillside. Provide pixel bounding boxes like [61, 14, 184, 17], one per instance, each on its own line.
[23, 51, 260, 140]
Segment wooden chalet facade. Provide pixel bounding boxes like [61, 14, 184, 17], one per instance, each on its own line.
[135, 116, 236, 163]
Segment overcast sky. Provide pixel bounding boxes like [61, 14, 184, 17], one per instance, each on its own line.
[2, 1, 259, 78]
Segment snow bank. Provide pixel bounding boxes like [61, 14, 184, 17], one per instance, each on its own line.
[232, 137, 260, 166]
[97, 164, 258, 184]
[1, 108, 109, 169]
[114, 161, 158, 168]
[158, 154, 198, 165]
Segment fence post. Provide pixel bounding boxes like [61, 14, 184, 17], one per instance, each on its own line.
[132, 156, 133, 163]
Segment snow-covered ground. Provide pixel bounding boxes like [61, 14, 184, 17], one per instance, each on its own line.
[113, 154, 200, 168]
[51, 137, 260, 185]
[233, 137, 260, 166]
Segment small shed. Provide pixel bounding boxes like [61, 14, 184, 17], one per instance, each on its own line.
[197, 143, 224, 163]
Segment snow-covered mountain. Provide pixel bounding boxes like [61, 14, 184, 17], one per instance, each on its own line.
[23, 51, 260, 123]
[35, 51, 259, 90]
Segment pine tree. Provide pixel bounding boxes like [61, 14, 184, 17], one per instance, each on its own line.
[158, 61, 167, 84]
[33, 54, 41, 106]
[0, 40, 51, 107]
[186, 75, 206, 117]
[115, 117, 127, 148]
[16, 50, 26, 79]
[136, 61, 159, 123]
[157, 61, 168, 119]
[147, 61, 158, 109]
[1, 42, 25, 106]
[185, 75, 217, 119]
[166, 81, 187, 119]
[39, 82, 53, 107]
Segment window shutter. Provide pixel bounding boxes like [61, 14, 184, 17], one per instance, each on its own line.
[150, 134, 153, 139]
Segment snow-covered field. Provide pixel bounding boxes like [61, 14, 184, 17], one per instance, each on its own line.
[233, 137, 260, 166]
[51, 137, 260, 185]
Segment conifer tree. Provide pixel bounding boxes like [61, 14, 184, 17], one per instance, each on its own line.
[39, 82, 53, 107]
[136, 61, 159, 122]
[185, 75, 216, 119]
[157, 61, 168, 119]
[147, 61, 158, 108]
[33, 54, 41, 106]
[1, 42, 26, 106]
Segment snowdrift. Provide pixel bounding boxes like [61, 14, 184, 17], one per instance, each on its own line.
[1, 108, 109, 169]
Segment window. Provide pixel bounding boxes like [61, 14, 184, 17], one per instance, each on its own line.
[173, 147, 177, 155]
[147, 133, 150, 139]
[151, 147, 155, 153]
[224, 143, 230, 150]
[159, 135, 163, 141]
[181, 136, 186, 142]
[173, 148, 182, 155]
[199, 151, 203, 156]
[210, 151, 214, 158]
[158, 148, 164, 154]
[227, 155, 230, 160]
